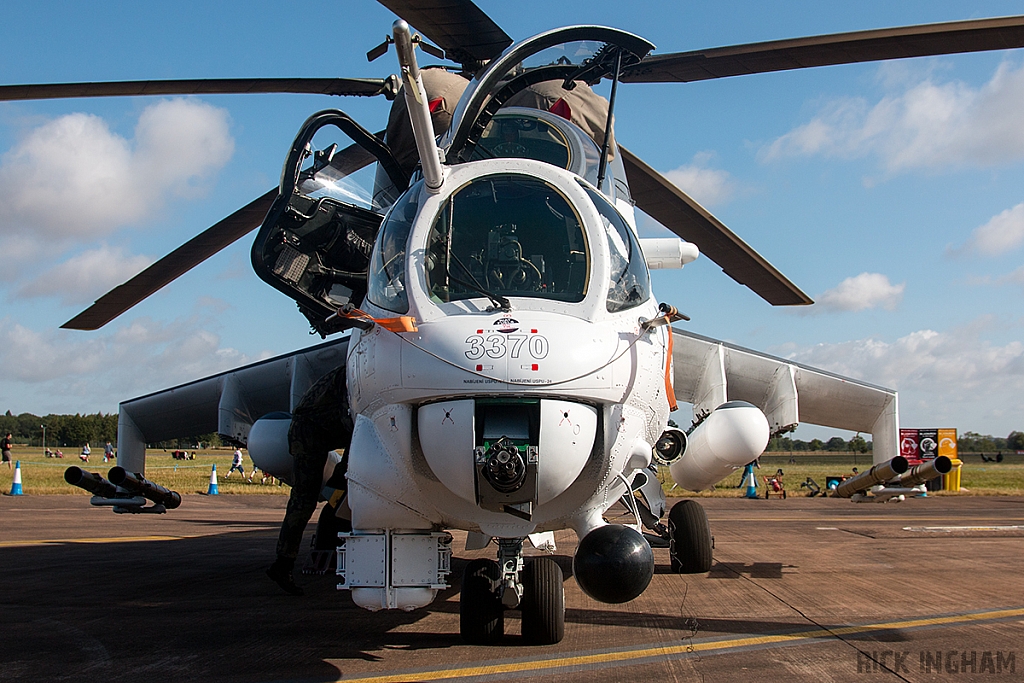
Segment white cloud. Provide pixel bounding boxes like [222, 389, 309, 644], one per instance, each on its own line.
[16, 245, 153, 306]
[956, 202, 1024, 257]
[813, 272, 905, 312]
[1001, 266, 1024, 285]
[759, 61, 1024, 174]
[664, 152, 734, 207]
[0, 234, 42, 283]
[778, 321, 1024, 432]
[0, 99, 233, 240]
[0, 315, 272, 408]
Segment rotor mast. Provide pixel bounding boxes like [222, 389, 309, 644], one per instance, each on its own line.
[393, 20, 445, 193]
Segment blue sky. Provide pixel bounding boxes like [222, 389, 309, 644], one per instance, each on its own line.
[1, 1, 1022, 439]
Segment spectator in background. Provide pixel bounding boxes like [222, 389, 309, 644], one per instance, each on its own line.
[227, 448, 246, 477]
[1, 432, 12, 471]
[103, 441, 114, 463]
[80, 443, 91, 462]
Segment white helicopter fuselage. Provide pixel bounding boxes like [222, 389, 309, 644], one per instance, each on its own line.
[346, 159, 671, 541]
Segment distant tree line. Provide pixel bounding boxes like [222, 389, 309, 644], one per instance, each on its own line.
[5, 408, 1021, 453]
[959, 431, 1024, 452]
[1, 410, 220, 449]
[1, 410, 117, 448]
[766, 431, 1024, 453]
[766, 434, 871, 453]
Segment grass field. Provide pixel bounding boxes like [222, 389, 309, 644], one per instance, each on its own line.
[0, 447, 288, 496]
[2, 448, 1022, 497]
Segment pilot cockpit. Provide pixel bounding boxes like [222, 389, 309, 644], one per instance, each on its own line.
[440, 26, 654, 202]
[468, 107, 603, 188]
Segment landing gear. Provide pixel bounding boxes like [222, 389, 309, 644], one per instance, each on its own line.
[668, 500, 712, 574]
[459, 541, 566, 645]
[460, 559, 504, 644]
[521, 558, 565, 644]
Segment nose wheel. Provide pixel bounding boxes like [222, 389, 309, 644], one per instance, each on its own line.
[521, 557, 565, 644]
[460, 559, 504, 644]
[460, 548, 566, 645]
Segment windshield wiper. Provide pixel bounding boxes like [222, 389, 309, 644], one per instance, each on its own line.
[448, 252, 511, 311]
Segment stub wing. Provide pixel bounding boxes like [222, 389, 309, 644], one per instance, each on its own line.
[671, 328, 898, 463]
[116, 338, 348, 473]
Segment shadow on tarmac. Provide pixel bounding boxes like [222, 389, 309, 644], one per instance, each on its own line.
[1, 531, 837, 681]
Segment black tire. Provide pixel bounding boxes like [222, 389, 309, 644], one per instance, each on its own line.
[668, 500, 713, 574]
[460, 559, 504, 644]
[521, 558, 565, 645]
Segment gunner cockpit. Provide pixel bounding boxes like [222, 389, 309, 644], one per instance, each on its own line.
[425, 174, 588, 306]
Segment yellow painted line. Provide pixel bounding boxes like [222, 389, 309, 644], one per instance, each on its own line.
[0, 535, 191, 548]
[709, 517, 1024, 522]
[903, 525, 1024, 532]
[332, 607, 1024, 683]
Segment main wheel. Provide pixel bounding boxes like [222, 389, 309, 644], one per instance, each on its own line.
[460, 559, 504, 644]
[521, 558, 565, 644]
[668, 500, 713, 574]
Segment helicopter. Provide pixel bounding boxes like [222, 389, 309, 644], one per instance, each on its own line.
[8, 1, 1024, 645]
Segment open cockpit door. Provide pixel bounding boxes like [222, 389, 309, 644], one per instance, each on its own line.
[252, 110, 408, 336]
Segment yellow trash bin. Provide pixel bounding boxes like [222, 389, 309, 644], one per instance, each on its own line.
[942, 458, 962, 492]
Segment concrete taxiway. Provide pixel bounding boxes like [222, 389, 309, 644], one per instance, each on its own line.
[1, 493, 1022, 682]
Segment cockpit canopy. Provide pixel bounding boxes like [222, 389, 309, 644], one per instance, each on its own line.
[251, 110, 408, 335]
[442, 25, 653, 164]
[469, 107, 603, 187]
[251, 27, 657, 335]
[426, 174, 588, 306]
[366, 171, 651, 317]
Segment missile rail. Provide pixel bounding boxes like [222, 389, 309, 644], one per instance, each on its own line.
[832, 456, 953, 503]
[65, 466, 182, 514]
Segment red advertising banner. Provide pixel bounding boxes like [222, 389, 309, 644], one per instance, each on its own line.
[900, 429, 921, 465]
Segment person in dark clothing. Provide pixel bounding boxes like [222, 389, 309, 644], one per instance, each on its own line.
[266, 364, 354, 595]
[2, 433, 13, 471]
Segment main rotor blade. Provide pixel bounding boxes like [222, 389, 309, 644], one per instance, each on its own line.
[0, 77, 398, 102]
[377, 0, 512, 66]
[62, 142, 378, 331]
[60, 189, 277, 331]
[620, 146, 812, 306]
[621, 15, 1024, 83]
